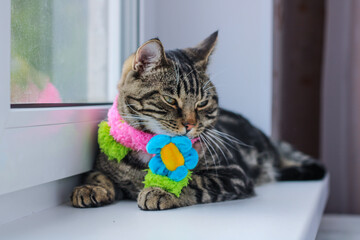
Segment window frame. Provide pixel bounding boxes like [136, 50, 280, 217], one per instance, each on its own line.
[0, 0, 139, 195]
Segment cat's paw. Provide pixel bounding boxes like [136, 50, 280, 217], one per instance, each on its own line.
[137, 187, 179, 210]
[71, 184, 114, 208]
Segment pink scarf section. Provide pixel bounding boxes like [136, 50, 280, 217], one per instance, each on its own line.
[107, 96, 198, 153]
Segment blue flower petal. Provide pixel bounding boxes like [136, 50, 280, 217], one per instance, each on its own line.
[146, 135, 171, 154]
[171, 136, 192, 154]
[184, 148, 199, 170]
[168, 165, 188, 182]
[149, 155, 169, 176]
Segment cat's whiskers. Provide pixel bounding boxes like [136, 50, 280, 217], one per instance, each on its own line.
[184, 68, 195, 79]
[200, 134, 217, 175]
[205, 129, 239, 151]
[202, 132, 223, 166]
[125, 100, 142, 114]
[208, 128, 253, 148]
[202, 80, 211, 89]
[171, 56, 181, 85]
[203, 131, 230, 165]
[204, 85, 216, 93]
[121, 115, 146, 120]
[121, 115, 150, 125]
[205, 130, 234, 156]
[200, 134, 219, 176]
[202, 68, 231, 91]
[198, 137, 209, 171]
[121, 104, 165, 132]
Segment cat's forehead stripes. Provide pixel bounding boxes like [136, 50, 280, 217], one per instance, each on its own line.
[166, 50, 202, 99]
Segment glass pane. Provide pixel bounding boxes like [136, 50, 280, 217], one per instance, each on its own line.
[11, 0, 112, 104]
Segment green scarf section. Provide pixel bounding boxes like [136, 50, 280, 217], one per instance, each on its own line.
[98, 121, 190, 197]
[143, 169, 192, 197]
[98, 121, 130, 163]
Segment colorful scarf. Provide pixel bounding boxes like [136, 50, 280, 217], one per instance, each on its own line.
[98, 96, 199, 197]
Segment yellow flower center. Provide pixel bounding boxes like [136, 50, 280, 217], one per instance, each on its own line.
[160, 142, 185, 171]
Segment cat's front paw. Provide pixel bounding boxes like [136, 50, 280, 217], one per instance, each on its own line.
[137, 187, 179, 210]
[71, 185, 114, 208]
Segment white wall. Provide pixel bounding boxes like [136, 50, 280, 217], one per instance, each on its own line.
[140, 0, 273, 135]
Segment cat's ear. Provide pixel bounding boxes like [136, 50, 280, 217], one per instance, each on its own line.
[186, 31, 218, 70]
[132, 38, 168, 73]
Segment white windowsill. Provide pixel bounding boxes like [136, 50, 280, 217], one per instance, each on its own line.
[0, 176, 329, 240]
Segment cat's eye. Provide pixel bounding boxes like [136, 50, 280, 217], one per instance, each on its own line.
[163, 95, 177, 105]
[197, 100, 209, 108]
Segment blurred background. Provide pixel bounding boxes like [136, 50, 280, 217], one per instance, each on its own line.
[9, 0, 360, 237]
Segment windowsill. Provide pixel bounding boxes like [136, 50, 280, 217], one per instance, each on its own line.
[0, 176, 329, 240]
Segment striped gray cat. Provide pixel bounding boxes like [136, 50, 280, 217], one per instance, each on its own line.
[71, 31, 326, 210]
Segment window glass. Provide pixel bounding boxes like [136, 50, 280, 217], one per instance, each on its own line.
[11, 0, 114, 104]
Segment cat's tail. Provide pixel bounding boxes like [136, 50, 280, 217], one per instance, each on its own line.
[273, 141, 326, 181]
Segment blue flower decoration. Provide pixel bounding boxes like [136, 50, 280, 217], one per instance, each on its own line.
[146, 135, 199, 182]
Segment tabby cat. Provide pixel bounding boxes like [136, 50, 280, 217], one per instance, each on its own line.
[71, 31, 326, 210]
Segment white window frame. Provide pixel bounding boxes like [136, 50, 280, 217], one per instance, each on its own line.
[0, 0, 139, 196]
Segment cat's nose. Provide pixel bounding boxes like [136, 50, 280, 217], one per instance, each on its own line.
[182, 122, 195, 132]
[182, 113, 196, 133]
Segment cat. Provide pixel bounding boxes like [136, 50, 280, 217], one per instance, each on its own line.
[71, 31, 326, 210]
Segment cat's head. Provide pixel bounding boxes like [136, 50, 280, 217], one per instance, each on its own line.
[117, 31, 219, 139]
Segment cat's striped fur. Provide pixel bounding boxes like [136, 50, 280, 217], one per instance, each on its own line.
[71, 31, 326, 210]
